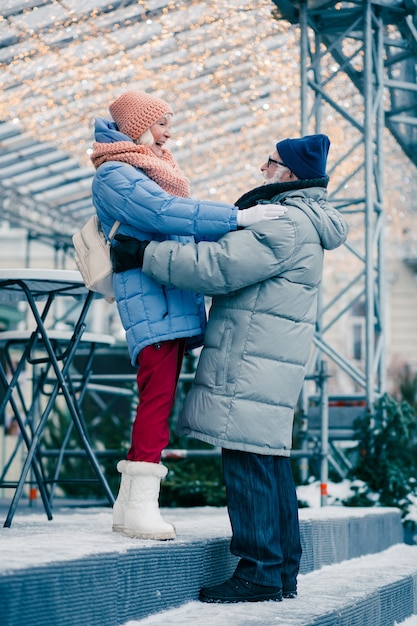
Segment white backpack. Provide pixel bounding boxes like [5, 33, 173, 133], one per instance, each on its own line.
[72, 216, 120, 303]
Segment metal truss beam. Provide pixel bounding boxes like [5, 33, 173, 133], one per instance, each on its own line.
[272, 0, 417, 410]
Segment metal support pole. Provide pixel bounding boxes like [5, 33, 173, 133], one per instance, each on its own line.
[363, 0, 376, 411]
[376, 13, 387, 395]
[320, 360, 329, 506]
[298, 406, 310, 484]
[299, 0, 308, 134]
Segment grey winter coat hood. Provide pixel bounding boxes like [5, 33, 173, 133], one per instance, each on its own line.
[142, 179, 348, 455]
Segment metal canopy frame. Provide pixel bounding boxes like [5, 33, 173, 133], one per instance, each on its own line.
[273, 0, 417, 409]
[0, 0, 307, 246]
[1, 0, 416, 409]
[0, 122, 91, 248]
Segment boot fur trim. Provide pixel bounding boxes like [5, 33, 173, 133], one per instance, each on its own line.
[116, 459, 130, 473]
[125, 461, 168, 479]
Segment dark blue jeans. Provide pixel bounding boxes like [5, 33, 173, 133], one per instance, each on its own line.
[222, 448, 302, 589]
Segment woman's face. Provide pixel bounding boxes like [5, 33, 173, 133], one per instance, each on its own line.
[149, 115, 172, 156]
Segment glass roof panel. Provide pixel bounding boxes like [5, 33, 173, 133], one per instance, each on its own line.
[6, 0, 403, 243]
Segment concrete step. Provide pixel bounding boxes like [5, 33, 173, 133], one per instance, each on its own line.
[0, 504, 410, 626]
[131, 543, 417, 626]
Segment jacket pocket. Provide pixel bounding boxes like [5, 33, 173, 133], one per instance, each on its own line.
[215, 323, 233, 387]
[195, 319, 234, 390]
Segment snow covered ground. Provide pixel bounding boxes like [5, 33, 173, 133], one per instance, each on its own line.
[2, 503, 417, 626]
[1, 479, 416, 625]
[121, 586, 417, 626]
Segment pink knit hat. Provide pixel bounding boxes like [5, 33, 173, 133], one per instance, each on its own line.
[109, 91, 173, 141]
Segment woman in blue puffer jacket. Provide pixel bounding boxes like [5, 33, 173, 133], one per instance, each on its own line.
[90, 91, 284, 541]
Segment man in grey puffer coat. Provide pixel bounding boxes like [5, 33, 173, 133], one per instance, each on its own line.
[111, 134, 348, 603]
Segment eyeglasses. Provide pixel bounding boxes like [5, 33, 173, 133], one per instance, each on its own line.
[267, 156, 287, 168]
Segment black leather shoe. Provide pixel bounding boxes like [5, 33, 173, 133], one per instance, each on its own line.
[199, 575, 283, 603]
[283, 588, 297, 599]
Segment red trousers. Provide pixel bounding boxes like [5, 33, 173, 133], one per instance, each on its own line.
[127, 339, 186, 463]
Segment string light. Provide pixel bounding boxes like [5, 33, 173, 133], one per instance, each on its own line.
[0, 0, 415, 246]
[1, 1, 302, 201]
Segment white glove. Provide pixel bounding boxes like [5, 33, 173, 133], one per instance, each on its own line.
[237, 203, 288, 227]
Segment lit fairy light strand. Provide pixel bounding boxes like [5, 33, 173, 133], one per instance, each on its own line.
[1, 0, 302, 202]
[0, 0, 415, 248]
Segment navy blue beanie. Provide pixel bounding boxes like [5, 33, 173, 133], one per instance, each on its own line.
[276, 134, 330, 180]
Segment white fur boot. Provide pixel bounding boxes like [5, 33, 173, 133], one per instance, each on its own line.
[122, 461, 175, 540]
[112, 460, 131, 533]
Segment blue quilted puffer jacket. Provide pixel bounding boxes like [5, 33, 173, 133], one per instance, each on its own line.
[91, 118, 238, 365]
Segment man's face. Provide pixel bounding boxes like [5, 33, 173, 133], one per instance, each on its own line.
[260, 149, 295, 183]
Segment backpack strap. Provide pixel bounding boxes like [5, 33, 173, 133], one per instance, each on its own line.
[108, 221, 121, 241]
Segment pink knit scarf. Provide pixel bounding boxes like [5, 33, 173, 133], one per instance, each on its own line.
[91, 141, 190, 198]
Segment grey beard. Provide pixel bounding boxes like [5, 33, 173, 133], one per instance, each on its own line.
[263, 171, 283, 185]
